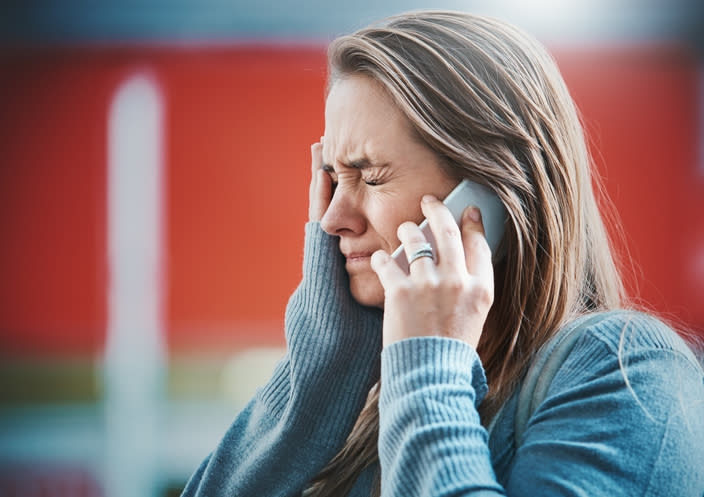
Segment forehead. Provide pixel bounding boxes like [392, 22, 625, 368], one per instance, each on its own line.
[325, 75, 394, 115]
[323, 75, 416, 161]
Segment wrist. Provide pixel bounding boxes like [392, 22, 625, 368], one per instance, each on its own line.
[381, 336, 488, 408]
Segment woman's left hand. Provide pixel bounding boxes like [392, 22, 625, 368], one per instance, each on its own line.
[370, 195, 494, 349]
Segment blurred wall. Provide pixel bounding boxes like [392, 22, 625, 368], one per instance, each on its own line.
[2, 43, 702, 361]
[1, 47, 326, 358]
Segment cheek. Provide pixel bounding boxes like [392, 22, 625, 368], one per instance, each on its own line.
[366, 196, 425, 249]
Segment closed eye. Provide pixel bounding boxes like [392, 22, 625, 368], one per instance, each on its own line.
[322, 161, 385, 188]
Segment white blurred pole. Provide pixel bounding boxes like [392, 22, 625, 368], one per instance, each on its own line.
[104, 73, 166, 497]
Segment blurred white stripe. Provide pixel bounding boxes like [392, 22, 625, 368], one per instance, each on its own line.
[105, 72, 165, 497]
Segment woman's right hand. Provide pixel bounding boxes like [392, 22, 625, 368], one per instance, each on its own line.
[309, 139, 333, 222]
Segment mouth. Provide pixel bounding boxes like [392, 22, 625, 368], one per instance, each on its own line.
[343, 251, 374, 266]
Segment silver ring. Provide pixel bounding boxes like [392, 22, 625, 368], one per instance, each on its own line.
[408, 243, 434, 265]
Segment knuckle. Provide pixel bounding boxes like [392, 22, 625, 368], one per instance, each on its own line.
[466, 232, 490, 255]
[469, 283, 494, 309]
[419, 278, 440, 293]
[390, 282, 413, 300]
[444, 276, 465, 293]
[434, 270, 463, 291]
[419, 274, 464, 295]
[440, 224, 461, 241]
[408, 235, 428, 247]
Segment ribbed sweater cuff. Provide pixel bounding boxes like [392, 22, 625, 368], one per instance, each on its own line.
[260, 221, 383, 446]
[301, 222, 338, 284]
[381, 337, 488, 408]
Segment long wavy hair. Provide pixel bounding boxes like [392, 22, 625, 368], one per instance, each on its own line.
[306, 10, 625, 496]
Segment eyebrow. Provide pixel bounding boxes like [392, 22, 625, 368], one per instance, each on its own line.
[322, 157, 388, 171]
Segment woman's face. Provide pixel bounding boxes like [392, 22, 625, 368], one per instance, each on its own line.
[321, 75, 457, 308]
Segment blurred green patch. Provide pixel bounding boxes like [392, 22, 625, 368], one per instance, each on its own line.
[0, 359, 100, 405]
[0, 347, 284, 406]
[166, 359, 227, 400]
[166, 348, 285, 403]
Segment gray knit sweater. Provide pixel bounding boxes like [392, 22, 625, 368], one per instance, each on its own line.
[182, 223, 704, 496]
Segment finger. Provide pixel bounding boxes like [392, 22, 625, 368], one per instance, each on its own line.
[310, 141, 322, 176]
[315, 138, 331, 201]
[309, 142, 331, 221]
[420, 194, 465, 271]
[461, 206, 493, 282]
[397, 221, 435, 275]
[309, 142, 321, 193]
[370, 249, 406, 290]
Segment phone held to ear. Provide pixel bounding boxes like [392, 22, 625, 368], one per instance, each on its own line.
[391, 179, 507, 274]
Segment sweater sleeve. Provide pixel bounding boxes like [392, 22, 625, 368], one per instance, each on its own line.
[378, 314, 704, 497]
[379, 337, 505, 497]
[181, 222, 383, 497]
[506, 312, 704, 497]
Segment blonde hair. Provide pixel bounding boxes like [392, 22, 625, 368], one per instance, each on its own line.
[306, 10, 625, 496]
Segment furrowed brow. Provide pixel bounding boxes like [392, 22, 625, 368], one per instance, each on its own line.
[348, 158, 373, 169]
[322, 157, 388, 171]
[348, 157, 387, 169]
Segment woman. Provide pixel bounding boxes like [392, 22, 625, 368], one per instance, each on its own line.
[182, 11, 704, 496]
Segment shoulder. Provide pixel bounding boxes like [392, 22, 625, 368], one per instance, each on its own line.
[569, 310, 702, 376]
[550, 310, 704, 431]
[508, 312, 704, 496]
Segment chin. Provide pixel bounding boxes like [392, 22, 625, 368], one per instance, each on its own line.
[349, 274, 385, 309]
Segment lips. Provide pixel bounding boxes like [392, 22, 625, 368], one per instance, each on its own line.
[343, 251, 373, 262]
[341, 247, 376, 266]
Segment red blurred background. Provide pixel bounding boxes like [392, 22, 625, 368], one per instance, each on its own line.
[1, 47, 326, 358]
[2, 44, 702, 360]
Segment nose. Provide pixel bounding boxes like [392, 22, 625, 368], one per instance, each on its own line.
[320, 185, 367, 236]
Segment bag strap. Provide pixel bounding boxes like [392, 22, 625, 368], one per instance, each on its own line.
[514, 311, 624, 448]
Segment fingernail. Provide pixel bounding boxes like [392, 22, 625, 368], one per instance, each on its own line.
[422, 194, 437, 203]
[464, 206, 481, 223]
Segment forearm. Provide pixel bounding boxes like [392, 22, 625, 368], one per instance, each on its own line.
[182, 223, 382, 497]
[379, 337, 504, 497]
